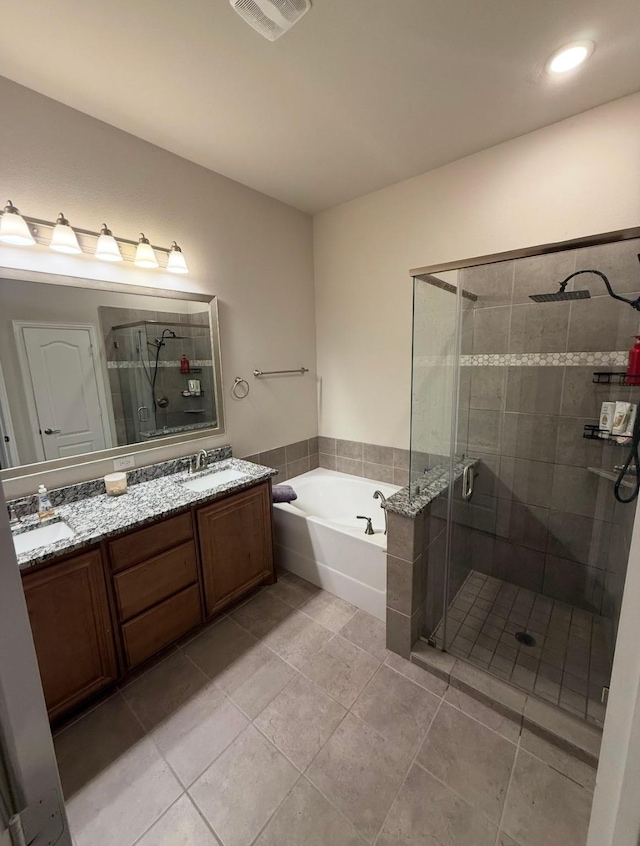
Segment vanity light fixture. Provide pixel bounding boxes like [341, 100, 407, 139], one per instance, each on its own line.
[95, 224, 123, 262]
[0, 200, 36, 246]
[166, 242, 189, 275]
[546, 40, 594, 74]
[134, 233, 159, 269]
[0, 200, 189, 273]
[50, 213, 82, 254]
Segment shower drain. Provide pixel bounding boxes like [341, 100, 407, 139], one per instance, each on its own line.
[515, 631, 536, 647]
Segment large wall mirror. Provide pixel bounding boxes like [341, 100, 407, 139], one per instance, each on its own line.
[0, 270, 225, 477]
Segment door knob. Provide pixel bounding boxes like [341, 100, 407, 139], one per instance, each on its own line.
[43, 428, 62, 435]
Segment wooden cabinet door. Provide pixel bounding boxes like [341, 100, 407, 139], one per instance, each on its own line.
[22, 550, 117, 721]
[197, 483, 274, 616]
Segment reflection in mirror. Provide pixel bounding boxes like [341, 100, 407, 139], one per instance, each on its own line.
[0, 277, 221, 470]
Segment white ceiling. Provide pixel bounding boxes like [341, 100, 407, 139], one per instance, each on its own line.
[1, 0, 639, 213]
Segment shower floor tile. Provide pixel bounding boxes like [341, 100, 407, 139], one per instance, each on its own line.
[431, 571, 610, 727]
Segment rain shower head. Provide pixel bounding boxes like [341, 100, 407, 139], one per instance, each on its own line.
[529, 266, 640, 311]
[529, 288, 591, 303]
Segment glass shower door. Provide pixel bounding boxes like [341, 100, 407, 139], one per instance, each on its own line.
[411, 269, 470, 650]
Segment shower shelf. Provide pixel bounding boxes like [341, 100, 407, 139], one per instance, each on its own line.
[587, 466, 635, 490]
[583, 424, 632, 445]
[592, 371, 640, 386]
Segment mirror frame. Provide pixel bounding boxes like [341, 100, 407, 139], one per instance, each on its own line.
[0, 267, 226, 484]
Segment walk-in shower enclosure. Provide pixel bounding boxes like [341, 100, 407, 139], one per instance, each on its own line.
[410, 230, 640, 727]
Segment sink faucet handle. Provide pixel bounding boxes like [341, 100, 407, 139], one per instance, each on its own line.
[7, 505, 19, 526]
[357, 515, 375, 535]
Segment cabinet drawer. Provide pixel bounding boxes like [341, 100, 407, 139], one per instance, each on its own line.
[121, 584, 202, 669]
[113, 541, 198, 622]
[108, 512, 193, 573]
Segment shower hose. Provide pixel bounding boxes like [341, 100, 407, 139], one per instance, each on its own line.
[614, 410, 640, 504]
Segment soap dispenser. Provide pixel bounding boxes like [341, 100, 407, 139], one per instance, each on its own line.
[37, 484, 55, 520]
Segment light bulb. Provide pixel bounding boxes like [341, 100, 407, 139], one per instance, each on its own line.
[547, 41, 594, 74]
[95, 224, 123, 262]
[0, 200, 35, 246]
[166, 241, 189, 274]
[50, 213, 81, 254]
[134, 233, 159, 268]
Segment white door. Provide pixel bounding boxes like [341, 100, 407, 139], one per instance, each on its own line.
[20, 326, 108, 461]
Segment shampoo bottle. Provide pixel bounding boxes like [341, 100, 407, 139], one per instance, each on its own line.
[627, 336, 640, 385]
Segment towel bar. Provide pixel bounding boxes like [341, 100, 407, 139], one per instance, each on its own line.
[253, 367, 309, 377]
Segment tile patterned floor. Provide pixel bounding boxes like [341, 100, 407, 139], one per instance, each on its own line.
[55, 573, 595, 846]
[432, 570, 610, 726]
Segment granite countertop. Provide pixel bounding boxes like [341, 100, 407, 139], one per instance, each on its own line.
[384, 457, 478, 518]
[13, 458, 277, 571]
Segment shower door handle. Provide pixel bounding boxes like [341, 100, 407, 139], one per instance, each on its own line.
[462, 465, 474, 502]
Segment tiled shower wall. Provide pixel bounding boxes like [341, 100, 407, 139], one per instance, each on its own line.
[456, 237, 640, 642]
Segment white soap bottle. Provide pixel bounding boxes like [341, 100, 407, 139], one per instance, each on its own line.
[37, 484, 55, 520]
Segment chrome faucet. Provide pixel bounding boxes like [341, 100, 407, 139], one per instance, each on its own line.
[357, 515, 375, 535]
[373, 490, 388, 535]
[192, 449, 209, 473]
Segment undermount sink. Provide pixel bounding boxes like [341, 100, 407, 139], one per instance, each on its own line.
[13, 520, 76, 556]
[179, 468, 248, 493]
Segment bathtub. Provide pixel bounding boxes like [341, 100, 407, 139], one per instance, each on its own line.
[273, 468, 400, 621]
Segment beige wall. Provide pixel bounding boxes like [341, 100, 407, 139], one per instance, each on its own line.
[313, 92, 640, 448]
[0, 77, 316, 497]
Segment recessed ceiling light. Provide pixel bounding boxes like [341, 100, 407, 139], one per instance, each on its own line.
[546, 40, 594, 74]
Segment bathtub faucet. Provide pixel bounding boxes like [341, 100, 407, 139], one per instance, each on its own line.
[373, 490, 388, 535]
[357, 515, 375, 535]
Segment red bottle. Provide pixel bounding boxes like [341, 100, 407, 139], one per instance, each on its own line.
[627, 336, 640, 385]
[180, 354, 191, 374]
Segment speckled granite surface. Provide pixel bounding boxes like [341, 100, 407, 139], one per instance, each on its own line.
[11, 457, 276, 571]
[10, 446, 233, 518]
[384, 458, 478, 517]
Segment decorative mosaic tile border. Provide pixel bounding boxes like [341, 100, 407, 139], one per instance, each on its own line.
[107, 360, 213, 369]
[415, 352, 628, 368]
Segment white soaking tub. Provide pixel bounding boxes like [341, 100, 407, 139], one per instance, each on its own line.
[273, 468, 400, 621]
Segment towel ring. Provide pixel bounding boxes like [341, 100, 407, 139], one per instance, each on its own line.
[232, 377, 250, 399]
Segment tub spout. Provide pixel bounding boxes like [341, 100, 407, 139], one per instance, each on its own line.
[373, 490, 388, 534]
[357, 515, 375, 535]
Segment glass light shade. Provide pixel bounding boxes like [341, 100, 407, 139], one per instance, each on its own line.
[547, 41, 594, 74]
[134, 234, 159, 268]
[0, 201, 35, 246]
[166, 242, 189, 274]
[50, 214, 81, 254]
[95, 224, 123, 262]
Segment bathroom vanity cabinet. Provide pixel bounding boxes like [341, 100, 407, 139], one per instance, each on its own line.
[198, 483, 274, 617]
[20, 480, 275, 722]
[21, 549, 118, 722]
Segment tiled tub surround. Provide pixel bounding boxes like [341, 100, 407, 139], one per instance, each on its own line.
[318, 437, 411, 487]
[9, 452, 277, 569]
[243, 437, 320, 483]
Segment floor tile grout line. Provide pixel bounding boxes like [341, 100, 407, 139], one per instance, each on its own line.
[115, 691, 198, 846]
[371, 697, 446, 846]
[493, 728, 522, 845]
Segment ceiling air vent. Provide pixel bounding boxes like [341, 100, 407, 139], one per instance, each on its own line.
[230, 0, 311, 41]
